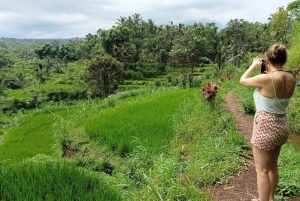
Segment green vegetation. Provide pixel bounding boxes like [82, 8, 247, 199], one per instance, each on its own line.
[0, 109, 70, 163]
[0, 1, 299, 200]
[85, 88, 197, 155]
[0, 161, 122, 201]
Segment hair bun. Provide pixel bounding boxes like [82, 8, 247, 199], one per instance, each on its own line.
[266, 44, 287, 66]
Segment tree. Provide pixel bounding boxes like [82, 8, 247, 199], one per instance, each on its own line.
[34, 44, 56, 59]
[79, 33, 98, 60]
[268, 7, 292, 44]
[86, 55, 123, 98]
[221, 19, 250, 57]
[200, 42, 242, 77]
[0, 51, 14, 68]
[287, 0, 300, 21]
[100, 26, 131, 60]
[170, 23, 217, 71]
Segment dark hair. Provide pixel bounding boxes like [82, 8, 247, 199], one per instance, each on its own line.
[266, 44, 287, 66]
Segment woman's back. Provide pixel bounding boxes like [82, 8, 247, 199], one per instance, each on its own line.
[259, 71, 296, 99]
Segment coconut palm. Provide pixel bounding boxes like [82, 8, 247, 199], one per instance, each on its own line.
[200, 42, 242, 77]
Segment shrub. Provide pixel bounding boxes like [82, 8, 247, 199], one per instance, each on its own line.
[124, 70, 144, 80]
[201, 82, 219, 101]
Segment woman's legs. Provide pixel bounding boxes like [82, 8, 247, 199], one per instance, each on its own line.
[252, 145, 282, 201]
[268, 146, 281, 201]
[252, 145, 272, 201]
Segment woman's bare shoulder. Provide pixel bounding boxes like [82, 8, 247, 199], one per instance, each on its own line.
[284, 71, 297, 82]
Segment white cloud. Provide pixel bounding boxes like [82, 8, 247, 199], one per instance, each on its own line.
[0, 0, 293, 39]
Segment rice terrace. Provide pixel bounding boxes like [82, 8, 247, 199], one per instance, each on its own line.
[0, 1, 300, 200]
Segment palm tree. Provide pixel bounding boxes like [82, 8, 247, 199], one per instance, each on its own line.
[116, 16, 127, 26]
[200, 42, 242, 77]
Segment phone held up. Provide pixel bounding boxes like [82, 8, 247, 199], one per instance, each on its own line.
[261, 59, 266, 74]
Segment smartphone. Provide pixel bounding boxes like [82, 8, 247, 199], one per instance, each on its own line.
[261, 60, 266, 74]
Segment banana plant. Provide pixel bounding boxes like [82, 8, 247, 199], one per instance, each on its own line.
[200, 42, 242, 77]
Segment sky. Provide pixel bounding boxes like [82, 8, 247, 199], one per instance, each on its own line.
[0, 0, 293, 39]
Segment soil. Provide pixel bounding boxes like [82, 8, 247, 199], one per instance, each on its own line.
[208, 90, 300, 201]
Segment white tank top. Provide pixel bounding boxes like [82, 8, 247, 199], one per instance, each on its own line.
[253, 73, 290, 114]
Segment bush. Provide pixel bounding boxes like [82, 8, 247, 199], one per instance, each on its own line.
[193, 75, 202, 87]
[124, 70, 144, 80]
[47, 89, 87, 101]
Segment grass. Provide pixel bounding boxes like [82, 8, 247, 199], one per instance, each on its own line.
[85, 88, 199, 155]
[170, 79, 249, 186]
[277, 143, 300, 196]
[0, 109, 75, 163]
[0, 112, 56, 163]
[0, 161, 123, 201]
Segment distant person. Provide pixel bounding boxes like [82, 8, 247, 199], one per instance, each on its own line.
[239, 44, 296, 201]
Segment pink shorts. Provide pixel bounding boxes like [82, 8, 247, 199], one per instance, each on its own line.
[251, 110, 290, 151]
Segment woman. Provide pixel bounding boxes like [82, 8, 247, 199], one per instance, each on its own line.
[240, 44, 296, 201]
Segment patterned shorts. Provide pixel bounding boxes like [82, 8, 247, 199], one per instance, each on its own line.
[251, 110, 290, 151]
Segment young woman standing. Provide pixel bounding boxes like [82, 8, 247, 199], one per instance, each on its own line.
[240, 44, 296, 201]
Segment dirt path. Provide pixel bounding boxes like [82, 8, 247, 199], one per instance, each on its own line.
[208, 91, 300, 201]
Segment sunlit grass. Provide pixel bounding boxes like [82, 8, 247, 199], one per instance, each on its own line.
[0, 109, 73, 163]
[85, 88, 198, 155]
[0, 161, 122, 201]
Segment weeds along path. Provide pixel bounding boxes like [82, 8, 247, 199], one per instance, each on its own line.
[209, 90, 300, 201]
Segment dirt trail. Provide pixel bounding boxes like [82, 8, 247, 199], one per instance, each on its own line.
[208, 91, 300, 201]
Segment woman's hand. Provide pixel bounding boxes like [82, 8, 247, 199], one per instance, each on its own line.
[250, 56, 263, 70]
[240, 56, 265, 88]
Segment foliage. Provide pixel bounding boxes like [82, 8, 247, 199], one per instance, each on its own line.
[86, 55, 124, 98]
[100, 26, 131, 60]
[170, 22, 218, 71]
[286, 21, 300, 70]
[276, 143, 300, 196]
[46, 89, 87, 102]
[269, 6, 292, 45]
[287, 0, 300, 21]
[0, 47, 14, 68]
[200, 42, 243, 77]
[287, 86, 300, 134]
[226, 72, 232, 80]
[201, 81, 219, 101]
[124, 69, 144, 80]
[34, 44, 56, 59]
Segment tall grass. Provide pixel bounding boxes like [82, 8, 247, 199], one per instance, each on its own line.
[169, 82, 249, 186]
[85, 88, 199, 155]
[277, 143, 300, 196]
[119, 143, 212, 200]
[0, 112, 56, 163]
[0, 161, 122, 201]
